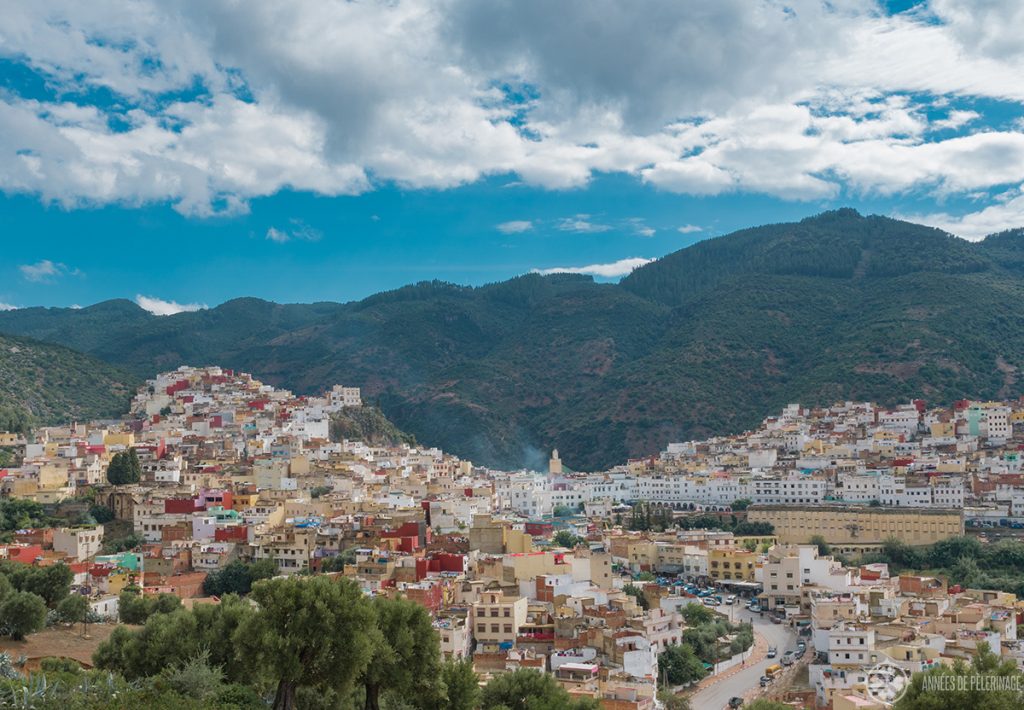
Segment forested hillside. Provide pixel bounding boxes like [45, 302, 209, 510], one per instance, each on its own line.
[3, 210, 1024, 469]
[0, 334, 138, 433]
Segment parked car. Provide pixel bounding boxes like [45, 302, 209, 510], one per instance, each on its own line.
[766, 647, 777, 659]
[728, 697, 744, 708]
[702, 597, 721, 607]
[797, 641, 806, 650]
[760, 675, 771, 687]
[781, 652, 794, 666]
[726, 594, 736, 604]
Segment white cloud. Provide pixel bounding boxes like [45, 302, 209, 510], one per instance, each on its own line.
[930, 0, 1024, 60]
[533, 257, 653, 278]
[932, 110, 980, 131]
[904, 186, 1024, 241]
[265, 220, 322, 243]
[266, 227, 290, 243]
[677, 224, 703, 234]
[496, 220, 533, 234]
[19, 260, 79, 282]
[0, 2, 1023, 216]
[135, 294, 208, 316]
[626, 218, 655, 237]
[0, 303, 17, 311]
[558, 215, 612, 233]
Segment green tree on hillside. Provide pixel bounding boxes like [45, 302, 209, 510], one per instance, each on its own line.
[623, 583, 649, 611]
[732, 521, 774, 536]
[107, 448, 142, 485]
[745, 701, 795, 710]
[94, 594, 255, 683]
[0, 561, 72, 606]
[361, 596, 440, 710]
[479, 668, 601, 710]
[89, 504, 116, 523]
[0, 499, 52, 532]
[0, 591, 47, 640]
[57, 594, 91, 635]
[896, 643, 1024, 709]
[202, 559, 277, 596]
[658, 643, 706, 686]
[809, 535, 830, 556]
[117, 590, 182, 624]
[680, 602, 714, 626]
[657, 690, 692, 710]
[0, 404, 33, 436]
[236, 576, 377, 710]
[438, 657, 480, 710]
[552, 530, 581, 548]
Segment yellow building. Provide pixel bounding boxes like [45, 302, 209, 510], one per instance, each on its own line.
[103, 432, 136, 447]
[504, 551, 565, 583]
[231, 493, 260, 511]
[748, 505, 963, 547]
[37, 463, 69, 490]
[468, 515, 533, 555]
[708, 548, 757, 582]
[504, 529, 533, 554]
[4, 477, 38, 499]
[930, 421, 955, 437]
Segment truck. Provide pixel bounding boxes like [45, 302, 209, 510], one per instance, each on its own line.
[765, 664, 783, 679]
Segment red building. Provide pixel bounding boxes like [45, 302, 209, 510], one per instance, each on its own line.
[404, 581, 444, 612]
[214, 526, 249, 543]
[4, 544, 44, 564]
[380, 521, 431, 553]
[165, 497, 201, 514]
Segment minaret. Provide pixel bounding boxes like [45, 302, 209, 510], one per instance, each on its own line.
[548, 449, 562, 475]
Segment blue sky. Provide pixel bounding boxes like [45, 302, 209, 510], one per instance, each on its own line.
[2, 1, 1024, 312]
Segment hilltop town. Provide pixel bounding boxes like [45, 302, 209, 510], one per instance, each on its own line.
[3, 366, 1024, 708]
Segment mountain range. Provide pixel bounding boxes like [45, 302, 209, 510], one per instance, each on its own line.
[4, 208, 1024, 470]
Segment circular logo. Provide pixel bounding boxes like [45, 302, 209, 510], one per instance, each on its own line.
[865, 661, 910, 706]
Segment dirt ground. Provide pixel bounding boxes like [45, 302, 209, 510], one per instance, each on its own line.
[0, 624, 120, 669]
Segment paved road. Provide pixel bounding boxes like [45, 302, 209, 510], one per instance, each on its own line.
[688, 606, 798, 710]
